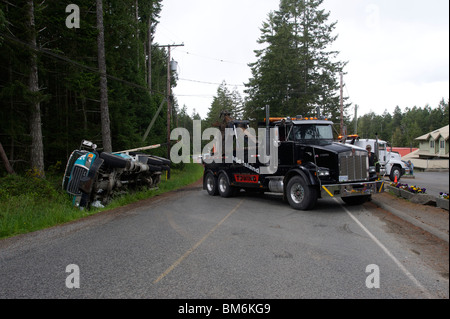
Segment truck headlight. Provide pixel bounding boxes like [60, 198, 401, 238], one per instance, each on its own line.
[317, 168, 330, 177]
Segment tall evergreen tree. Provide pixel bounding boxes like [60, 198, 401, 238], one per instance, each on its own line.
[96, 0, 112, 152]
[26, 0, 45, 177]
[205, 82, 243, 128]
[244, 0, 347, 122]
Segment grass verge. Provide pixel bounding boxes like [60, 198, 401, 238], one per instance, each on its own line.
[0, 163, 203, 240]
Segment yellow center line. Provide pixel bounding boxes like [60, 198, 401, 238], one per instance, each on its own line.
[153, 198, 245, 284]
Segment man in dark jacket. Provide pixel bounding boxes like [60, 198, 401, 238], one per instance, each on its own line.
[366, 144, 380, 178]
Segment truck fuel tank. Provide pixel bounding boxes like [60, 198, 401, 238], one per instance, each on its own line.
[268, 177, 284, 193]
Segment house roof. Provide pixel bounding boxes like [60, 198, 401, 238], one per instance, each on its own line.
[391, 147, 419, 157]
[415, 125, 449, 141]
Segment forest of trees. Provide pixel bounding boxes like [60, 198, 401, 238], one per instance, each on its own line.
[0, 0, 448, 177]
[350, 100, 449, 148]
[0, 0, 172, 176]
[204, 82, 449, 149]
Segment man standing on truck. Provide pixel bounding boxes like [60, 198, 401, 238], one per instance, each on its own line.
[366, 144, 380, 178]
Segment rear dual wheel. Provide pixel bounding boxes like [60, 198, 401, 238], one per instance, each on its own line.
[205, 171, 238, 198]
[205, 172, 219, 196]
[217, 173, 238, 198]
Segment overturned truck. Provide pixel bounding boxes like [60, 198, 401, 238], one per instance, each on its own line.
[62, 140, 170, 209]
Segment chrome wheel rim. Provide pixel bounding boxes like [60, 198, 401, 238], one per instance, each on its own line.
[290, 183, 304, 204]
[206, 176, 214, 192]
[219, 176, 227, 193]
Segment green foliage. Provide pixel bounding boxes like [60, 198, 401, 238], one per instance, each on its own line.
[0, 0, 169, 174]
[348, 99, 449, 147]
[0, 7, 6, 42]
[204, 81, 244, 127]
[0, 173, 59, 200]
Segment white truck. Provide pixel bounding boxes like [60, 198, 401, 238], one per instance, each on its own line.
[345, 135, 409, 182]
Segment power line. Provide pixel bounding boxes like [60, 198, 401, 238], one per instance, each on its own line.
[179, 78, 245, 87]
[177, 49, 247, 66]
[2, 33, 347, 112]
[1, 32, 250, 103]
[176, 94, 216, 98]
[1, 32, 167, 97]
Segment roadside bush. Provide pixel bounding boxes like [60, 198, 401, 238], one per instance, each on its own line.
[0, 173, 61, 201]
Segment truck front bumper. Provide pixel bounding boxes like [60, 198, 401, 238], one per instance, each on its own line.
[320, 180, 385, 199]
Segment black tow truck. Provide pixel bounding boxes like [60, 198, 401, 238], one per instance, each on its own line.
[202, 112, 384, 210]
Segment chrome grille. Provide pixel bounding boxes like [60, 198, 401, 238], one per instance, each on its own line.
[67, 165, 88, 195]
[339, 154, 368, 182]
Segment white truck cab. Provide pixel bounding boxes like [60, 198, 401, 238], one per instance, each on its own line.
[345, 136, 409, 182]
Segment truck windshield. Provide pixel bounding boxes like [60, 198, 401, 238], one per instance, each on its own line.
[289, 124, 333, 142]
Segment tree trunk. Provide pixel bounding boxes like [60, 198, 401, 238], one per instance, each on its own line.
[96, 0, 112, 152]
[0, 142, 15, 175]
[27, 0, 45, 178]
[135, 0, 139, 70]
[80, 96, 88, 133]
[147, 16, 152, 90]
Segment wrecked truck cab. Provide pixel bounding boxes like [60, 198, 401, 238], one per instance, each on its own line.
[62, 140, 170, 209]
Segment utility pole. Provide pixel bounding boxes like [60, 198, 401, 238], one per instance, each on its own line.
[147, 17, 152, 89]
[154, 43, 184, 159]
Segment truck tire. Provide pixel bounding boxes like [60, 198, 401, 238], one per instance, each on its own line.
[149, 155, 171, 166]
[146, 157, 163, 166]
[148, 164, 162, 172]
[286, 175, 317, 210]
[390, 166, 402, 182]
[205, 171, 219, 196]
[342, 195, 371, 205]
[217, 172, 235, 198]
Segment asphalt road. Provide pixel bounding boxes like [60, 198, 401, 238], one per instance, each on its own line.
[0, 182, 448, 299]
[404, 171, 449, 198]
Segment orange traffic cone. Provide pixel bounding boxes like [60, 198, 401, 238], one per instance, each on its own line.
[394, 175, 398, 183]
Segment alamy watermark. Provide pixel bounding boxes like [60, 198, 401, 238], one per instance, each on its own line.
[65, 4, 80, 29]
[365, 4, 381, 32]
[170, 120, 279, 174]
[365, 264, 380, 289]
[66, 264, 80, 289]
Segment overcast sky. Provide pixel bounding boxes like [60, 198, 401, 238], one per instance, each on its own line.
[153, 0, 449, 120]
